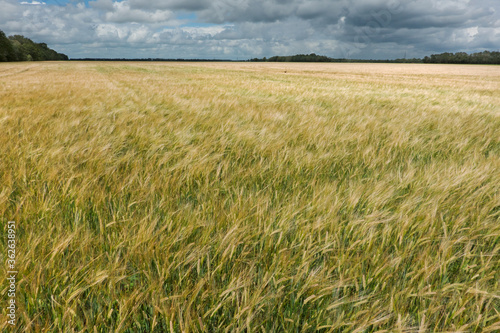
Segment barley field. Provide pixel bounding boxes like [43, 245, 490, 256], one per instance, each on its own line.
[0, 62, 499, 332]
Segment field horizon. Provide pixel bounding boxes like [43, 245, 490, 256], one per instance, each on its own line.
[1, 61, 499, 332]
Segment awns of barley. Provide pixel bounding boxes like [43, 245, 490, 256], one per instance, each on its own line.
[0, 62, 498, 332]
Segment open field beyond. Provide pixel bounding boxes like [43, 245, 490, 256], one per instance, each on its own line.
[0, 62, 499, 332]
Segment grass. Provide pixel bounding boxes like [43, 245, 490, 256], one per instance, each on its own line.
[0, 61, 499, 332]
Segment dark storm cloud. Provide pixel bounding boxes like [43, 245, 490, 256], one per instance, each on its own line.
[343, 1, 495, 30]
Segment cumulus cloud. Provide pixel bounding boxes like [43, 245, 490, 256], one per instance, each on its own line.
[104, 2, 174, 23]
[0, 0, 498, 59]
[20, 1, 46, 5]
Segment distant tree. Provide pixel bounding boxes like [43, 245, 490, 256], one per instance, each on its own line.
[423, 51, 500, 65]
[255, 53, 334, 63]
[455, 52, 469, 64]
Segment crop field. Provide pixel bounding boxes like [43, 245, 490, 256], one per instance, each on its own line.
[0, 61, 499, 332]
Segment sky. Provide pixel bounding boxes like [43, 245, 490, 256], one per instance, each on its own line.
[0, 0, 499, 59]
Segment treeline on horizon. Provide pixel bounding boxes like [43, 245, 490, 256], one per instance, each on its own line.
[250, 51, 500, 64]
[0, 29, 68, 62]
[70, 58, 231, 62]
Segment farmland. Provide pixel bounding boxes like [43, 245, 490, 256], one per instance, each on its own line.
[0, 62, 499, 332]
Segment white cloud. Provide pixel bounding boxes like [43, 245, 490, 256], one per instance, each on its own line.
[95, 24, 130, 40]
[467, 26, 479, 40]
[104, 1, 174, 23]
[20, 1, 46, 5]
[180, 26, 228, 37]
[127, 25, 151, 43]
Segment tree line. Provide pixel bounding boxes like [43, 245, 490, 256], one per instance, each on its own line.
[249, 53, 422, 63]
[70, 58, 231, 62]
[0, 29, 68, 62]
[250, 53, 334, 62]
[250, 52, 500, 64]
[423, 51, 500, 64]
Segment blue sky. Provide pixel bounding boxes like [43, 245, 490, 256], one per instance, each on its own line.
[1, 0, 499, 59]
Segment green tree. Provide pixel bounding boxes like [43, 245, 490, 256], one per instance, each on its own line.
[0, 29, 17, 61]
[2, 32, 68, 62]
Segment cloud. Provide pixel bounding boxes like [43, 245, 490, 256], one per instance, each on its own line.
[127, 0, 211, 11]
[89, 0, 114, 11]
[20, 1, 46, 5]
[0, 0, 498, 59]
[104, 2, 174, 23]
[197, 0, 298, 24]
